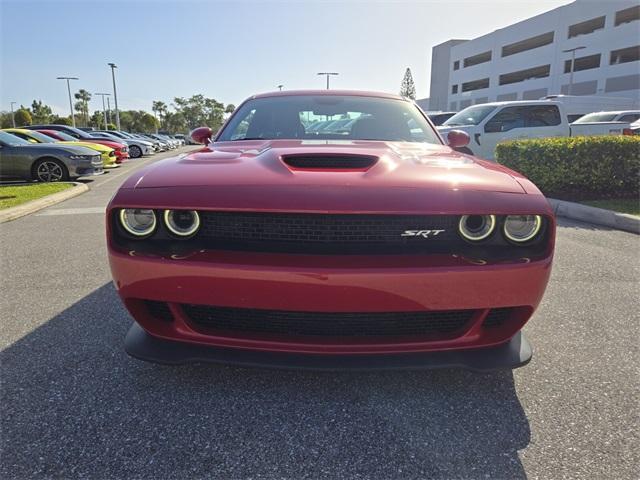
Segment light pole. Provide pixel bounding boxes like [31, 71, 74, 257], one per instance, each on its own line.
[317, 72, 339, 89]
[277, 84, 284, 91]
[94, 93, 110, 130]
[108, 63, 120, 130]
[10, 102, 17, 127]
[56, 76, 79, 127]
[562, 46, 586, 95]
[106, 97, 111, 127]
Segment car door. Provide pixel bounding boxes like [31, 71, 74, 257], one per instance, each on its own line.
[480, 106, 527, 159]
[523, 104, 564, 140]
[0, 143, 27, 179]
[481, 105, 563, 159]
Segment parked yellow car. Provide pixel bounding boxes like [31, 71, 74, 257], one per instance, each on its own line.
[2, 128, 118, 168]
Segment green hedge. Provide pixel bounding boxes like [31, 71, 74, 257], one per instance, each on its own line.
[495, 136, 640, 200]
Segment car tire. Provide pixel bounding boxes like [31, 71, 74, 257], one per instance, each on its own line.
[32, 158, 69, 183]
[129, 145, 143, 158]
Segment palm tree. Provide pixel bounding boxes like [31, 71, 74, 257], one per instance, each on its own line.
[152, 101, 168, 130]
[74, 89, 91, 126]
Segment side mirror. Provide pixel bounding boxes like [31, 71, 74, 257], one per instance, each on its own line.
[190, 126, 213, 144]
[447, 129, 470, 148]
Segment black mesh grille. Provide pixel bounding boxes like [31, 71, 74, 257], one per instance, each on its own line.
[282, 155, 377, 169]
[145, 300, 173, 322]
[182, 304, 476, 339]
[482, 307, 513, 328]
[199, 212, 459, 253]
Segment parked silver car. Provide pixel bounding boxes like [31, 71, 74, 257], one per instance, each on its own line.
[90, 131, 154, 158]
[0, 131, 103, 182]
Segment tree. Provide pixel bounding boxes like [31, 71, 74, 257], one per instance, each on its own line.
[30, 100, 53, 124]
[51, 115, 72, 126]
[400, 67, 416, 100]
[225, 104, 236, 114]
[172, 94, 226, 132]
[90, 110, 105, 129]
[0, 111, 14, 128]
[152, 100, 168, 128]
[74, 89, 91, 126]
[14, 109, 32, 126]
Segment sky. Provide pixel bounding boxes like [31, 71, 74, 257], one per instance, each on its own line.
[1, 0, 574, 115]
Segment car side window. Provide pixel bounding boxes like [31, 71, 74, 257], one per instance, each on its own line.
[484, 107, 526, 133]
[619, 114, 640, 123]
[526, 105, 561, 127]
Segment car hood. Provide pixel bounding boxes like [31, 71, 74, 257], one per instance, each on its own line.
[128, 139, 525, 193]
[59, 141, 111, 153]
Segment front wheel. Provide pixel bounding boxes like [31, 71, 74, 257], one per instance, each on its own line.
[129, 145, 142, 158]
[32, 158, 69, 182]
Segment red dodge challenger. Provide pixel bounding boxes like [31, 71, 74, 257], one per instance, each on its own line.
[107, 90, 555, 370]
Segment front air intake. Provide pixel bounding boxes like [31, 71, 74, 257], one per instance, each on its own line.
[282, 154, 377, 170]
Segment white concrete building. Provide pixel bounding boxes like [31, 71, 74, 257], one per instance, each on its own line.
[428, 0, 640, 112]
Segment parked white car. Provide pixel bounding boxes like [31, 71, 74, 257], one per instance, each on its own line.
[437, 100, 632, 160]
[572, 110, 640, 124]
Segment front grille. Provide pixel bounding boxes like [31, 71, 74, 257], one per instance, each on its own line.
[199, 212, 459, 254]
[182, 304, 476, 339]
[282, 154, 377, 169]
[145, 300, 173, 321]
[482, 307, 513, 328]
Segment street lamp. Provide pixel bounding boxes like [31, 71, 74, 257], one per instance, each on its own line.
[10, 102, 17, 127]
[108, 63, 121, 130]
[94, 93, 110, 130]
[106, 97, 111, 127]
[56, 76, 79, 127]
[562, 46, 586, 95]
[317, 72, 339, 89]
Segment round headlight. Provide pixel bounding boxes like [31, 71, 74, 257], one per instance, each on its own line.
[458, 214, 496, 241]
[164, 210, 200, 237]
[503, 215, 542, 243]
[119, 209, 156, 237]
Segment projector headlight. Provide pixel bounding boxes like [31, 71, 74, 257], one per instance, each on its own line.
[164, 210, 200, 237]
[458, 214, 496, 241]
[119, 209, 156, 237]
[503, 215, 542, 243]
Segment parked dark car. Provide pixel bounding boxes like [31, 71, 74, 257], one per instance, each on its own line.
[0, 131, 103, 182]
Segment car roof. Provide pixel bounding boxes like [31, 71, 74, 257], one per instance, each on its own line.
[2, 128, 31, 133]
[250, 90, 407, 101]
[460, 100, 561, 108]
[582, 110, 640, 115]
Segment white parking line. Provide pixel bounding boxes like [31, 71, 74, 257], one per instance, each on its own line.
[36, 207, 104, 216]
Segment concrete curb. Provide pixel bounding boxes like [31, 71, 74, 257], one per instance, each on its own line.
[0, 182, 89, 224]
[548, 198, 640, 234]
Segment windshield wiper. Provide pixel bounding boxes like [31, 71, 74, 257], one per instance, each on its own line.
[231, 137, 269, 141]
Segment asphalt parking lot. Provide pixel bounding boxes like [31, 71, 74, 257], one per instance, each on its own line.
[1, 148, 638, 479]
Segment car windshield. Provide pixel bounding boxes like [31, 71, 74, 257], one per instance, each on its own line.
[443, 105, 497, 126]
[20, 130, 56, 143]
[49, 131, 77, 141]
[217, 95, 441, 144]
[573, 113, 618, 123]
[0, 131, 32, 146]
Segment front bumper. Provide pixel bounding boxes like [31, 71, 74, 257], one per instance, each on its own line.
[125, 322, 532, 370]
[109, 248, 552, 359]
[69, 157, 104, 177]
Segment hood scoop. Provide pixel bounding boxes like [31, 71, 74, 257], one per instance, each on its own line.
[281, 154, 378, 170]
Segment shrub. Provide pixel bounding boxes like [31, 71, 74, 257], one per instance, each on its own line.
[495, 136, 640, 200]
